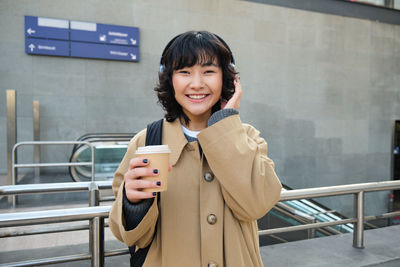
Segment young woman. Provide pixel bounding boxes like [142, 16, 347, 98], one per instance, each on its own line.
[109, 31, 282, 267]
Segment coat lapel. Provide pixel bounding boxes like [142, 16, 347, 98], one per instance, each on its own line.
[163, 119, 187, 166]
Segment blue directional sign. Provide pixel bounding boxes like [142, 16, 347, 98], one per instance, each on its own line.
[24, 15, 140, 62]
[25, 38, 69, 56]
[70, 21, 139, 46]
[25, 15, 69, 40]
[71, 42, 139, 62]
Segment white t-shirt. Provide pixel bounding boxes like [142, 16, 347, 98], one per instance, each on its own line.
[181, 124, 200, 138]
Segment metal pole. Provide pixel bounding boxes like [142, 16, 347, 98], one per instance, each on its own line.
[6, 90, 17, 206]
[91, 144, 95, 182]
[310, 218, 317, 239]
[89, 182, 104, 267]
[385, 0, 394, 9]
[89, 182, 100, 207]
[33, 101, 40, 181]
[353, 191, 365, 248]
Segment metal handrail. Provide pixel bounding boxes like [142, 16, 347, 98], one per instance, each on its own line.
[0, 253, 92, 267]
[11, 141, 95, 208]
[280, 180, 400, 248]
[0, 181, 112, 195]
[3, 179, 399, 201]
[1, 180, 400, 266]
[12, 141, 95, 182]
[259, 210, 400, 235]
[0, 222, 91, 238]
[1, 209, 400, 266]
[0, 206, 110, 228]
[15, 162, 93, 168]
[280, 180, 400, 200]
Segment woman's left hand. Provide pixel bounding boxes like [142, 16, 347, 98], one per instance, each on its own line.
[221, 76, 242, 110]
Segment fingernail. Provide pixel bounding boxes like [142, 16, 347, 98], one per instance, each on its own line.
[153, 169, 159, 174]
[156, 181, 161, 186]
[143, 159, 148, 164]
[152, 192, 157, 196]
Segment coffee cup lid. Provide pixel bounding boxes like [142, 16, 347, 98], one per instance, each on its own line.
[136, 145, 171, 154]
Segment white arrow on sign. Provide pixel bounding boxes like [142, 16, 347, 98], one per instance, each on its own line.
[99, 34, 106, 42]
[130, 53, 136, 60]
[27, 28, 36, 35]
[130, 38, 136, 45]
[28, 43, 35, 52]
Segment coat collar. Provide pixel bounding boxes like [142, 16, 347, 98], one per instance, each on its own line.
[163, 119, 188, 166]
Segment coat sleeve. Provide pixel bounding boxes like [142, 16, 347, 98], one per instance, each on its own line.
[197, 114, 282, 222]
[108, 129, 159, 248]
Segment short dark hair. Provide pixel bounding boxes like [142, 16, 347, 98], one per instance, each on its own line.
[154, 31, 238, 124]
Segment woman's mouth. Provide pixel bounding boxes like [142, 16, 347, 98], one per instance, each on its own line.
[187, 94, 207, 99]
[186, 94, 210, 102]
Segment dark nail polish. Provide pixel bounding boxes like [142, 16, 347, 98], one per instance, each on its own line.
[152, 192, 157, 196]
[153, 169, 158, 174]
[156, 181, 161, 186]
[143, 159, 148, 164]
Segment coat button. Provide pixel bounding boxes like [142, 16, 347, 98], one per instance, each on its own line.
[207, 214, 217, 225]
[204, 172, 214, 182]
[208, 262, 218, 267]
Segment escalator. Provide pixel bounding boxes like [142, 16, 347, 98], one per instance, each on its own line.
[258, 185, 355, 246]
[69, 133, 367, 245]
[69, 133, 135, 182]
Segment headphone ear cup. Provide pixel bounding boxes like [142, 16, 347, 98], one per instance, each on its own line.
[159, 64, 165, 73]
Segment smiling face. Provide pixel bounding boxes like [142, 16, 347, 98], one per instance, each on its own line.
[155, 31, 238, 128]
[172, 61, 223, 130]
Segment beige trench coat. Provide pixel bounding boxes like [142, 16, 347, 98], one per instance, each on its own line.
[109, 115, 282, 267]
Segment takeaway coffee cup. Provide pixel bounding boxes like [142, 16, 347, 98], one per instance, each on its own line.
[135, 145, 171, 192]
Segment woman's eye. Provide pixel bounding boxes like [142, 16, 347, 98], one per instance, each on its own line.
[179, 70, 189, 74]
[204, 70, 215, 74]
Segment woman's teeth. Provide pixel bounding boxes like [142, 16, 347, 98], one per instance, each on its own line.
[188, 95, 206, 99]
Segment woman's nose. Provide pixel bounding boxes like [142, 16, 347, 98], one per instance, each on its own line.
[189, 73, 203, 89]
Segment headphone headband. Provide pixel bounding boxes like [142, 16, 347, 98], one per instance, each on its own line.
[159, 32, 235, 73]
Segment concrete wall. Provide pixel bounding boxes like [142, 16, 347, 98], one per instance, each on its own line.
[1, 0, 399, 217]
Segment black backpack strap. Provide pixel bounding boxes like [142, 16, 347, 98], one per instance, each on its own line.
[145, 119, 163, 146]
[129, 118, 163, 267]
[130, 245, 151, 267]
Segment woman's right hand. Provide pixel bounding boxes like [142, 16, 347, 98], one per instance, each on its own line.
[124, 158, 161, 203]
